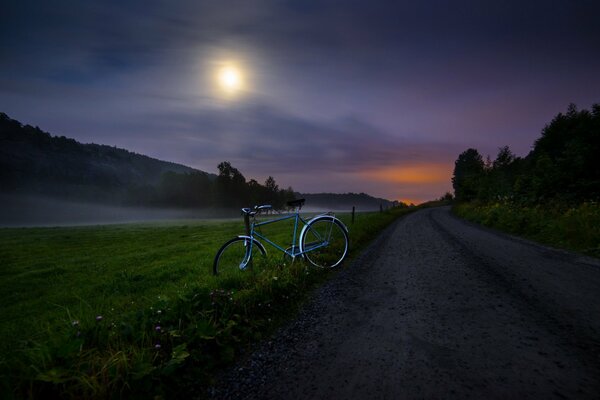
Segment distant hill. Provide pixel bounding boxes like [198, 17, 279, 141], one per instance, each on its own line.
[298, 192, 401, 211]
[0, 112, 214, 203]
[0, 112, 404, 214]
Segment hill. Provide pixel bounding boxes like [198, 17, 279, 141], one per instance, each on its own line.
[298, 192, 401, 211]
[0, 112, 213, 203]
[0, 112, 402, 216]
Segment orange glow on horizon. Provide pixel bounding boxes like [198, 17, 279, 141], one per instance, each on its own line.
[398, 198, 420, 205]
[361, 163, 451, 185]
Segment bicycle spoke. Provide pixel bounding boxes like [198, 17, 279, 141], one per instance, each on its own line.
[302, 218, 348, 268]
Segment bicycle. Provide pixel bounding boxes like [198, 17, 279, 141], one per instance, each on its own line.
[213, 198, 349, 275]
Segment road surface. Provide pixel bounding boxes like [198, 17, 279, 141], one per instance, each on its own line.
[211, 207, 600, 399]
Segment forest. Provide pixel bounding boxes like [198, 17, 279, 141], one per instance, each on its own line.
[452, 104, 600, 257]
[452, 104, 600, 205]
[0, 112, 294, 209]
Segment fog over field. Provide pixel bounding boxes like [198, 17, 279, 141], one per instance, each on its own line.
[0, 195, 369, 227]
[0, 195, 237, 227]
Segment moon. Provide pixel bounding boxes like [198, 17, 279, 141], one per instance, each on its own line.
[217, 65, 243, 94]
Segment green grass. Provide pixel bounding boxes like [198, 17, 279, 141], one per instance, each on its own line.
[453, 201, 600, 258]
[0, 208, 412, 399]
[1, 221, 232, 351]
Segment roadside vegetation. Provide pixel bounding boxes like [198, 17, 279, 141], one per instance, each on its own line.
[454, 202, 600, 258]
[0, 207, 412, 399]
[451, 103, 600, 258]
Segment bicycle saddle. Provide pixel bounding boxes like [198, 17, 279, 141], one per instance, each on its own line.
[242, 204, 272, 215]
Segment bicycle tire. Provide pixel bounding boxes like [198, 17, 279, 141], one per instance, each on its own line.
[213, 237, 266, 276]
[300, 217, 349, 268]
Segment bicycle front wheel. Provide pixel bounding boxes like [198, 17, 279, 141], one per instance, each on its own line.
[301, 217, 349, 268]
[213, 237, 266, 276]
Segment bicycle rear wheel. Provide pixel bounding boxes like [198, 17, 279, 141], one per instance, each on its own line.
[213, 237, 266, 276]
[301, 217, 349, 268]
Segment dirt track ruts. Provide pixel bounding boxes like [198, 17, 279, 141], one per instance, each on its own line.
[209, 207, 600, 399]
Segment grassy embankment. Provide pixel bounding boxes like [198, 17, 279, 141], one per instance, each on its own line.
[0, 207, 412, 398]
[453, 202, 600, 258]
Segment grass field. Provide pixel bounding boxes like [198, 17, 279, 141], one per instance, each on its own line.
[1, 219, 235, 353]
[0, 208, 411, 398]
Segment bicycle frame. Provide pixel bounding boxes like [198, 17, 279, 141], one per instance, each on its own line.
[248, 211, 331, 259]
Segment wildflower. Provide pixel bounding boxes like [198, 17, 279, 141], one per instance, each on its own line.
[157, 310, 162, 315]
[273, 276, 278, 281]
[155, 325, 161, 332]
[72, 320, 79, 326]
[96, 315, 103, 321]
[155, 343, 161, 349]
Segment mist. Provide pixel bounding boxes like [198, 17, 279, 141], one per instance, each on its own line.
[0, 195, 242, 227]
[0, 194, 390, 227]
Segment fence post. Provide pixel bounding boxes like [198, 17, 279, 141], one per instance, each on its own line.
[379, 204, 383, 213]
[351, 206, 355, 224]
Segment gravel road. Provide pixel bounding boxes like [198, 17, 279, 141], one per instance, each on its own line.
[209, 207, 600, 399]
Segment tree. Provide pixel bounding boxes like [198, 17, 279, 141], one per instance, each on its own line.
[490, 146, 519, 201]
[264, 176, 283, 208]
[438, 192, 454, 202]
[529, 103, 600, 202]
[264, 176, 279, 192]
[215, 161, 248, 207]
[452, 148, 484, 201]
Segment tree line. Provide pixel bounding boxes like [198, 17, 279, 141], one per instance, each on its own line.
[141, 161, 296, 209]
[452, 104, 600, 204]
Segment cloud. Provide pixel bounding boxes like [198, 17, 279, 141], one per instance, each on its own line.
[141, 100, 460, 174]
[2, 0, 600, 202]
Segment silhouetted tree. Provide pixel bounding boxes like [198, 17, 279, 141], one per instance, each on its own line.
[528, 103, 600, 202]
[452, 148, 484, 201]
[452, 103, 600, 204]
[489, 146, 520, 201]
[438, 192, 454, 202]
[263, 176, 281, 208]
[215, 161, 248, 207]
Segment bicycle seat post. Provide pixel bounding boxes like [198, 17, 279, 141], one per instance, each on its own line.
[243, 212, 251, 237]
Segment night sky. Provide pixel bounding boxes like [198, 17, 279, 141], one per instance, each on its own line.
[2, 1, 599, 203]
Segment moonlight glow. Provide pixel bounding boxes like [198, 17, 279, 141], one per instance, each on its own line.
[217, 65, 243, 94]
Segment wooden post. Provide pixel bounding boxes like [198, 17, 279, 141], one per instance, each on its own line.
[379, 204, 383, 213]
[351, 206, 355, 224]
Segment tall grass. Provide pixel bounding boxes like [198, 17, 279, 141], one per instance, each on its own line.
[453, 202, 600, 258]
[0, 208, 411, 399]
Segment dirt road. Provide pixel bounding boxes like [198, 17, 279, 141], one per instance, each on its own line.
[211, 207, 600, 399]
